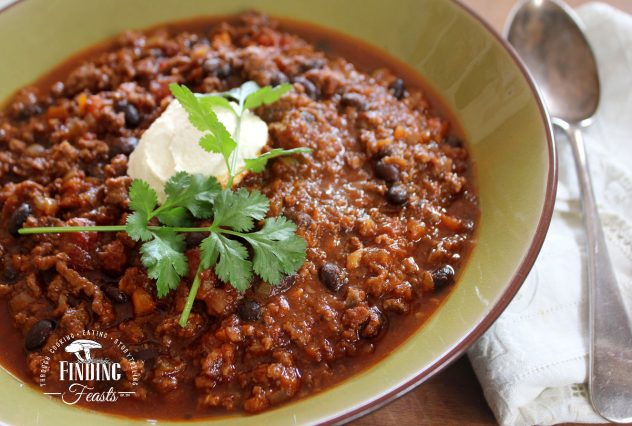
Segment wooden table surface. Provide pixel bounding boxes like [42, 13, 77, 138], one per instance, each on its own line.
[352, 0, 632, 425]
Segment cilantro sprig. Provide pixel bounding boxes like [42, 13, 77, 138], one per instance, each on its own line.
[19, 81, 312, 327]
[127, 175, 306, 325]
[170, 81, 309, 187]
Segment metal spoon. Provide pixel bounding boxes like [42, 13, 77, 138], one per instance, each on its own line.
[506, 0, 632, 422]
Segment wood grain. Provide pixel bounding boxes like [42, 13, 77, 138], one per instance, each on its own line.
[352, 1, 632, 425]
[354, 358, 496, 425]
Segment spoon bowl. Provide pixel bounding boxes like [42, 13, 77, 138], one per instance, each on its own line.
[506, 0, 600, 122]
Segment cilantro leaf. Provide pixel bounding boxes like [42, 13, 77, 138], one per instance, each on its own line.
[199, 95, 235, 113]
[170, 82, 301, 189]
[202, 233, 253, 291]
[162, 172, 220, 219]
[243, 147, 312, 173]
[243, 217, 307, 284]
[199, 233, 220, 269]
[125, 211, 152, 242]
[140, 230, 188, 297]
[199, 133, 236, 164]
[223, 81, 261, 108]
[212, 189, 269, 232]
[169, 83, 237, 167]
[169, 83, 218, 132]
[128, 179, 157, 216]
[244, 83, 293, 110]
[157, 207, 191, 227]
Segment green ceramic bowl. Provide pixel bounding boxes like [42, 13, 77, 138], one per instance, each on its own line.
[0, 0, 556, 424]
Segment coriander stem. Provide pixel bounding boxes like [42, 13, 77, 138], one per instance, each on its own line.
[226, 112, 243, 189]
[179, 264, 204, 327]
[163, 227, 211, 233]
[19, 225, 127, 234]
[149, 203, 169, 219]
[18, 225, 212, 235]
[215, 228, 244, 238]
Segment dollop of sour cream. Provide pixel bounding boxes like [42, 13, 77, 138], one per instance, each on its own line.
[127, 98, 268, 201]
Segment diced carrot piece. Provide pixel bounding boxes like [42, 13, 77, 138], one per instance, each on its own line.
[46, 105, 67, 119]
[132, 288, 156, 316]
[77, 93, 87, 115]
[347, 248, 364, 269]
[394, 125, 406, 139]
[440, 214, 462, 232]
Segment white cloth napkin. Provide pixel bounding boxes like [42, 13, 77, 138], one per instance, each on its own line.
[467, 3, 632, 425]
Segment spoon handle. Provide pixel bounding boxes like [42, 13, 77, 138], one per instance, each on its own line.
[562, 122, 632, 423]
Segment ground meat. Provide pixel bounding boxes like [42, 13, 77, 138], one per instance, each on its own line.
[242, 361, 300, 413]
[151, 356, 187, 394]
[98, 239, 127, 274]
[103, 176, 131, 208]
[0, 12, 477, 418]
[196, 343, 236, 390]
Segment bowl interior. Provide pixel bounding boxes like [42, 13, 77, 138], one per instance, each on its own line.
[0, 0, 554, 424]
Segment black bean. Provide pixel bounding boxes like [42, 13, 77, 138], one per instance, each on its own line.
[340, 93, 368, 111]
[66, 294, 81, 307]
[443, 135, 463, 148]
[116, 101, 141, 128]
[319, 263, 345, 292]
[293, 76, 319, 100]
[110, 136, 138, 156]
[386, 185, 409, 205]
[375, 160, 400, 183]
[202, 57, 231, 78]
[237, 299, 261, 322]
[133, 348, 159, 362]
[8, 203, 31, 236]
[360, 306, 388, 340]
[389, 78, 406, 100]
[113, 302, 134, 324]
[269, 70, 289, 86]
[16, 104, 43, 121]
[2, 263, 17, 284]
[124, 106, 141, 128]
[25, 319, 55, 351]
[432, 265, 455, 289]
[103, 286, 128, 304]
[300, 58, 326, 72]
[278, 273, 298, 291]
